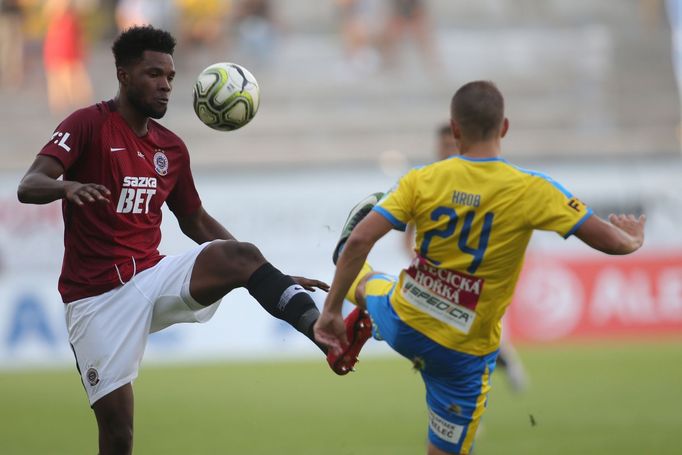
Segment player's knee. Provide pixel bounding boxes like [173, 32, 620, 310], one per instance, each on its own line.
[355, 271, 383, 308]
[224, 240, 265, 265]
[216, 240, 266, 277]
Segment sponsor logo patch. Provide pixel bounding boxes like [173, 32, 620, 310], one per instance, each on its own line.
[567, 197, 586, 213]
[51, 131, 72, 152]
[428, 409, 464, 445]
[116, 176, 157, 214]
[400, 257, 483, 333]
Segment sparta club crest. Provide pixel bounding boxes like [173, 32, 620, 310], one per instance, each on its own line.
[86, 367, 100, 386]
[153, 150, 169, 176]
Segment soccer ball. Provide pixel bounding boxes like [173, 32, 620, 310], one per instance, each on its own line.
[192, 62, 260, 131]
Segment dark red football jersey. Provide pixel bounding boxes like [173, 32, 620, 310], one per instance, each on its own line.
[39, 100, 202, 303]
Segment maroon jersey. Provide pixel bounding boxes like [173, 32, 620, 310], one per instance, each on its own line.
[39, 101, 202, 303]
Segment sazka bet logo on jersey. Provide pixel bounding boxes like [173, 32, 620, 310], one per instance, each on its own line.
[116, 176, 157, 214]
[153, 149, 168, 176]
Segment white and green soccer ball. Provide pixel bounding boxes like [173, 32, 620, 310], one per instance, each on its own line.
[192, 62, 260, 131]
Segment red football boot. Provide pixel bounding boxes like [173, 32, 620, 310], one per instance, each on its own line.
[327, 307, 373, 375]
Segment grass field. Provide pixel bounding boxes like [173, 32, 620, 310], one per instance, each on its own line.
[0, 340, 679, 454]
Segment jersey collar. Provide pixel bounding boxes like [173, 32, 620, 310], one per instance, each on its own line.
[454, 155, 507, 163]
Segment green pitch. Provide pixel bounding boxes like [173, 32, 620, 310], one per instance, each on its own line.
[0, 340, 679, 454]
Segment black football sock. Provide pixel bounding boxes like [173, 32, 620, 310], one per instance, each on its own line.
[246, 263, 327, 354]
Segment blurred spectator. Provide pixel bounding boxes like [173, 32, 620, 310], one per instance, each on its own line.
[176, 0, 230, 49]
[336, 0, 380, 76]
[640, 0, 664, 26]
[115, 0, 176, 31]
[0, 0, 25, 89]
[231, 0, 277, 67]
[379, 0, 440, 70]
[639, 0, 682, 147]
[43, 0, 93, 114]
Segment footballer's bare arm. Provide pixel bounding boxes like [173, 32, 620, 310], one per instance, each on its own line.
[575, 213, 646, 255]
[17, 155, 111, 206]
[176, 206, 236, 244]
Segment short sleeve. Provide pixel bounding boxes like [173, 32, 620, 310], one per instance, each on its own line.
[38, 107, 95, 171]
[166, 150, 202, 217]
[523, 174, 593, 238]
[372, 169, 418, 231]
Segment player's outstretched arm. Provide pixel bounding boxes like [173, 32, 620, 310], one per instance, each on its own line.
[17, 156, 111, 206]
[574, 213, 646, 255]
[315, 212, 392, 353]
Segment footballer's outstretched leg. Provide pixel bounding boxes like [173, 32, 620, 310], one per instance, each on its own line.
[327, 307, 373, 375]
[332, 192, 385, 264]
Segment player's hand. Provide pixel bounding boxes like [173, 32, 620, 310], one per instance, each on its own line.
[292, 276, 330, 292]
[313, 310, 348, 355]
[64, 182, 111, 206]
[609, 213, 646, 250]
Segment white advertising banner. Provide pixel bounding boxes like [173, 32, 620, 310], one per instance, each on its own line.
[0, 168, 403, 369]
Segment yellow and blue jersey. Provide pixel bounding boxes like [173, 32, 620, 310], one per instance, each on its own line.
[373, 155, 592, 356]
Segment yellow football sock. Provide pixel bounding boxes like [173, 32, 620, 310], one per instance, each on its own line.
[345, 262, 373, 305]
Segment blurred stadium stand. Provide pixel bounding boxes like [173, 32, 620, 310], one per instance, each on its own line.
[0, 0, 679, 170]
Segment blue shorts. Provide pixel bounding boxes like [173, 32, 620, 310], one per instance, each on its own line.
[364, 274, 498, 455]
